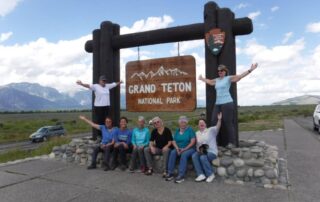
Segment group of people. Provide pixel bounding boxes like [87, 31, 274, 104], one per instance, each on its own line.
[76, 63, 258, 183]
[79, 113, 222, 184]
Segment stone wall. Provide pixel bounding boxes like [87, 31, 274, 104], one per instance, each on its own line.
[50, 137, 289, 189]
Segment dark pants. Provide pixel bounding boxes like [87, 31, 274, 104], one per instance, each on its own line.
[112, 144, 132, 166]
[93, 106, 109, 140]
[211, 102, 236, 146]
[91, 145, 113, 167]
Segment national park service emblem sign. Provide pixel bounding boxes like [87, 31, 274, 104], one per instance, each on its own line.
[205, 28, 225, 56]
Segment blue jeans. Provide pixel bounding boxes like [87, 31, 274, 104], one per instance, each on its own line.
[192, 152, 216, 177]
[167, 148, 196, 177]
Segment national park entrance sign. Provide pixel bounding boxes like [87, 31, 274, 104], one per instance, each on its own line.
[126, 56, 196, 112]
[84, 1, 253, 146]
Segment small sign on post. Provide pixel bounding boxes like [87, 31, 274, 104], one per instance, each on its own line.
[126, 56, 196, 112]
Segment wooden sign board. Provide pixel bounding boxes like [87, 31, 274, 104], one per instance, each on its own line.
[126, 56, 196, 112]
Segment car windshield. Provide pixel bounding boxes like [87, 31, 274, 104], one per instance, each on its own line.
[37, 128, 48, 133]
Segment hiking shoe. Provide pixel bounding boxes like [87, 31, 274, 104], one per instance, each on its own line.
[195, 174, 206, 182]
[174, 176, 185, 183]
[206, 174, 215, 183]
[144, 168, 153, 176]
[129, 168, 135, 173]
[165, 174, 174, 181]
[120, 165, 127, 171]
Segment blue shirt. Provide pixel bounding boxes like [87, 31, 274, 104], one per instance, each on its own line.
[99, 125, 118, 144]
[215, 76, 233, 104]
[173, 127, 196, 149]
[131, 127, 150, 147]
[115, 128, 132, 145]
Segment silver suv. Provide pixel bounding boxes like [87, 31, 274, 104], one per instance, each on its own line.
[313, 104, 320, 134]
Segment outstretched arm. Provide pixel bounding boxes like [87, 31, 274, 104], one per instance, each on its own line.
[76, 80, 91, 89]
[198, 74, 216, 86]
[79, 115, 100, 130]
[230, 63, 258, 83]
[216, 112, 222, 132]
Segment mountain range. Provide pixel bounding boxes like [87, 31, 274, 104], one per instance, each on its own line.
[272, 95, 320, 105]
[0, 82, 93, 111]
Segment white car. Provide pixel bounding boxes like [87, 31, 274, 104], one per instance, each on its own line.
[313, 104, 320, 134]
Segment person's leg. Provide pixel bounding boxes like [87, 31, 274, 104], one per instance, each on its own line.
[222, 102, 236, 145]
[192, 152, 205, 176]
[144, 147, 153, 169]
[118, 144, 127, 167]
[129, 148, 138, 170]
[90, 146, 102, 167]
[200, 152, 216, 177]
[111, 146, 119, 169]
[137, 147, 146, 168]
[161, 148, 170, 173]
[178, 148, 196, 177]
[167, 149, 178, 175]
[102, 145, 112, 170]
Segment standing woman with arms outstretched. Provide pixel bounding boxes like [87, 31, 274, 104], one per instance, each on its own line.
[77, 75, 122, 140]
[199, 63, 258, 148]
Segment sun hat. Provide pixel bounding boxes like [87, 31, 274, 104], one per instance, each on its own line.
[99, 75, 107, 81]
[218, 64, 229, 74]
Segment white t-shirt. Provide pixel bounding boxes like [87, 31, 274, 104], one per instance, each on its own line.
[90, 83, 117, 107]
[196, 126, 218, 155]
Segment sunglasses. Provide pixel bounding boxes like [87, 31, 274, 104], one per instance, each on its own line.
[153, 120, 160, 124]
[218, 70, 224, 72]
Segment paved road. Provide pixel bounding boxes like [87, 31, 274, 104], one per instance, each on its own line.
[0, 133, 91, 153]
[0, 118, 320, 202]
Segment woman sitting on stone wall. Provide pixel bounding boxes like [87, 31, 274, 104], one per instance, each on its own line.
[129, 116, 150, 173]
[111, 116, 132, 171]
[144, 116, 173, 177]
[192, 113, 222, 183]
[165, 116, 196, 184]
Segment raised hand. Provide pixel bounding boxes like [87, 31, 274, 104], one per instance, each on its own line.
[198, 74, 204, 81]
[250, 63, 258, 71]
[79, 115, 86, 120]
[76, 80, 82, 85]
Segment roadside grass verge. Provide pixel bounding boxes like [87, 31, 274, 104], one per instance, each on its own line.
[0, 136, 71, 164]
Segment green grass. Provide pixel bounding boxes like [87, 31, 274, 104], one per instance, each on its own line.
[0, 136, 71, 163]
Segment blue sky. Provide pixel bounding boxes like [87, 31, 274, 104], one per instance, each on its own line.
[0, 0, 320, 106]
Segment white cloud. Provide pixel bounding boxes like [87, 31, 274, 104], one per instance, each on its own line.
[281, 32, 293, 44]
[0, 0, 22, 17]
[306, 21, 320, 33]
[120, 15, 174, 34]
[0, 32, 12, 42]
[271, 6, 279, 12]
[248, 11, 261, 20]
[236, 37, 320, 105]
[234, 3, 248, 10]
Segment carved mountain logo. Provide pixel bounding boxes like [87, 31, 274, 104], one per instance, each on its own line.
[130, 66, 188, 80]
[205, 28, 225, 56]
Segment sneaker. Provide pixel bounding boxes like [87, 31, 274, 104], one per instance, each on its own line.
[145, 168, 153, 176]
[174, 176, 185, 183]
[195, 174, 206, 182]
[87, 165, 96, 170]
[206, 174, 215, 183]
[165, 174, 174, 181]
[103, 166, 110, 171]
[129, 167, 135, 173]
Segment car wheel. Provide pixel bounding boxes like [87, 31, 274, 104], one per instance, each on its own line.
[314, 124, 318, 131]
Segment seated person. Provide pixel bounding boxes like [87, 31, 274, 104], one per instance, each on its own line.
[144, 116, 172, 177]
[165, 116, 196, 183]
[111, 116, 132, 171]
[79, 115, 117, 171]
[129, 116, 150, 173]
[192, 113, 222, 183]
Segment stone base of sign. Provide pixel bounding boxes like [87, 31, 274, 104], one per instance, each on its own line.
[50, 137, 289, 190]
